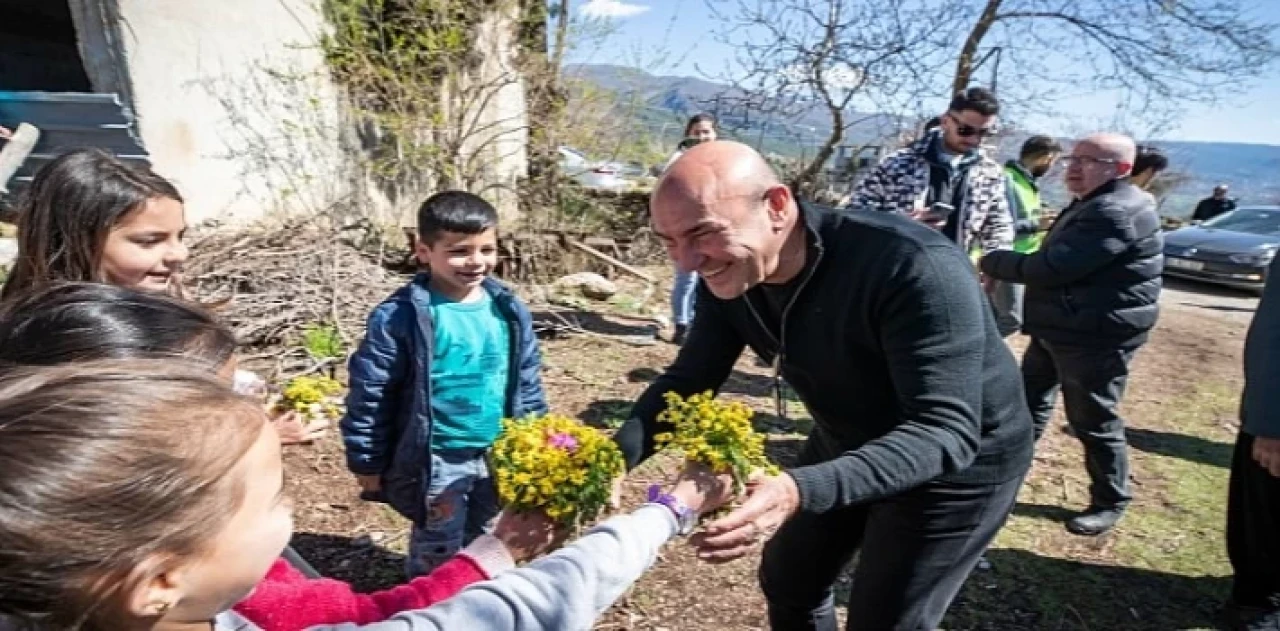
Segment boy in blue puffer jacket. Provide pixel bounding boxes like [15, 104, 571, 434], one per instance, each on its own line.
[341, 191, 548, 578]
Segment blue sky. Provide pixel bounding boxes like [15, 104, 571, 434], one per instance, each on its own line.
[566, 0, 1280, 146]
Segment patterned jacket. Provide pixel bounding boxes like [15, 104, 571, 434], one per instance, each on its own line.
[851, 130, 1013, 255]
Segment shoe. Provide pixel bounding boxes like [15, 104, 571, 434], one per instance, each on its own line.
[1066, 507, 1124, 536]
[1222, 600, 1280, 630]
[672, 324, 688, 345]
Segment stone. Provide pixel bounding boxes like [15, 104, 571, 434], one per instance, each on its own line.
[555, 272, 618, 300]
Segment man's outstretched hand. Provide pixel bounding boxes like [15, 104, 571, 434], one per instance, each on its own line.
[690, 472, 800, 563]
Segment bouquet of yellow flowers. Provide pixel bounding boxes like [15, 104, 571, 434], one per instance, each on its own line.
[490, 414, 625, 526]
[275, 375, 345, 424]
[655, 391, 778, 488]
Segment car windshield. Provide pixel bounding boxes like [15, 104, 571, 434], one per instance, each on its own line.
[1202, 208, 1280, 236]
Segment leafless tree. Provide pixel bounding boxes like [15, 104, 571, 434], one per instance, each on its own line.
[952, 0, 1280, 125]
[704, 0, 966, 193]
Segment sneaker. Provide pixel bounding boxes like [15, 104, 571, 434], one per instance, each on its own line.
[1066, 507, 1124, 536]
[672, 324, 688, 346]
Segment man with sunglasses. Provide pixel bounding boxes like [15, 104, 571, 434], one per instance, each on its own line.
[980, 133, 1163, 536]
[852, 87, 1013, 258]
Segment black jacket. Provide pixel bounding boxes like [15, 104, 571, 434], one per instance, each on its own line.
[981, 179, 1162, 349]
[1242, 256, 1280, 439]
[614, 203, 1033, 514]
[1192, 196, 1237, 222]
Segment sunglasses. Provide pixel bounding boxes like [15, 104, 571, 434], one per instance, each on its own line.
[946, 113, 998, 138]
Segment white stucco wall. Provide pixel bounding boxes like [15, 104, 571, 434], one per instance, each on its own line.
[73, 0, 528, 225]
[96, 0, 349, 224]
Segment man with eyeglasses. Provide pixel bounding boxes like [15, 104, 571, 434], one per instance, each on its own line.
[980, 133, 1163, 536]
[852, 87, 1013, 259]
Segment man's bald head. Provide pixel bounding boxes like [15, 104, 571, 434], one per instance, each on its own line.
[654, 141, 781, 209]
[1079, 133, 1137, 166]
[649, 141, 802, 300]
[1065, 132, 1137, 197]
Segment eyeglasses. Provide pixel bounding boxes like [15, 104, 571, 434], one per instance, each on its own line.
[1060, 156, 1120, 167]
[946, 113, 998, 138]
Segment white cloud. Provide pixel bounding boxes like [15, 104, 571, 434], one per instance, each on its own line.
[580, 0, 650, 19]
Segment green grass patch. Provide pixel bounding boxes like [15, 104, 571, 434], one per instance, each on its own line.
[944, 381, 1239, 630]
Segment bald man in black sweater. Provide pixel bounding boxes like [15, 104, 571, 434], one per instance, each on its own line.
[614, 141, 1034, 630]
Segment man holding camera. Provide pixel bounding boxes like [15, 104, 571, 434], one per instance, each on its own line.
[852, 87, 1013, 257]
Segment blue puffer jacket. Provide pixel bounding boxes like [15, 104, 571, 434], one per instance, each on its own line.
[340, 273, 548, 524]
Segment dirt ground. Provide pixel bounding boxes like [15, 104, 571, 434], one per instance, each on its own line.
[281, 271, 1259, 630]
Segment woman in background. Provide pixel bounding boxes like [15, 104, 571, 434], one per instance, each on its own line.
[662, 113, 718, 345]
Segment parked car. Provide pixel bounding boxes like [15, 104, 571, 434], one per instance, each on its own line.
[558, 145, 629, 192]
[1162, 205, 1280, 293]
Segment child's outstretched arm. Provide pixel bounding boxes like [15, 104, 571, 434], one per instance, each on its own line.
[234, 536, 513, 631]
[341, 302, 411, 478]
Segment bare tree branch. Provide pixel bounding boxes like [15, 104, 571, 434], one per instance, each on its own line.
[954, 0, 1280, 126]
[703, 0, 963, 194]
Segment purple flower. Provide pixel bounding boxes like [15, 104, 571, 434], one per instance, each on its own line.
[547, 432, 579, 451]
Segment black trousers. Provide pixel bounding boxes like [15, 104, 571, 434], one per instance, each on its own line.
[1228, 432, 1280, 609]
[759, 432, 1027, 630]
[1022, 338, 1136, 510]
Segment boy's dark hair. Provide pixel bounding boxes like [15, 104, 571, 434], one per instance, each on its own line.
[1020, 135, 1063, 161]
[416, 190, 499, 246]
[1133, 145, 1169, 176]
[2, 148, 184, 301]
[949, 87, 1000, 116]
[0, 282, 236, 373]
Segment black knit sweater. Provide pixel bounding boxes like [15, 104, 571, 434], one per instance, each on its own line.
[615, 203, 1034, 513]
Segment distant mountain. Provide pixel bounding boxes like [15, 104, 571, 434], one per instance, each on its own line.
[565, 63, 1280, 215]
[564, 63, 907, 153]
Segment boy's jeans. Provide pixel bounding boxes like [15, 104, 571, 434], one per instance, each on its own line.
[406, 447, 500, 578]
[671, 268, 698, 327]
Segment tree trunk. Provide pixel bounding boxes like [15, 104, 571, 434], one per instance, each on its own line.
[551, 0, 569, 70]
[520, 0, 564, 209]
[795, 107, 843, 195]
[952, 0, 1004, 93]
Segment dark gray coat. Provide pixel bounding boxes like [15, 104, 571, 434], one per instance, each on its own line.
[981, 179, 1163, 349]
[1242, 257, 1280, 438]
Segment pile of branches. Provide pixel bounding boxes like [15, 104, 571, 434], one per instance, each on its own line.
[184, 219, 407, 373]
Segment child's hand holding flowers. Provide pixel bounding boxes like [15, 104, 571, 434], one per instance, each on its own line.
[271, 375, 342, 445]
[490, 414, 626, 528]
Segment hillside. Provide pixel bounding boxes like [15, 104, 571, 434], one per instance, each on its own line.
[566, 63, 1280, 215]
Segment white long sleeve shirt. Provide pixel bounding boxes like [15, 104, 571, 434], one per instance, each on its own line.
[214, 505, 679, 631]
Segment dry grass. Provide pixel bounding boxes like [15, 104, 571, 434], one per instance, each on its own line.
[276, 260, 1251, 630]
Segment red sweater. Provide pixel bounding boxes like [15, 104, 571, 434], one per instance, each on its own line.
[233, 555, 487, 631]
